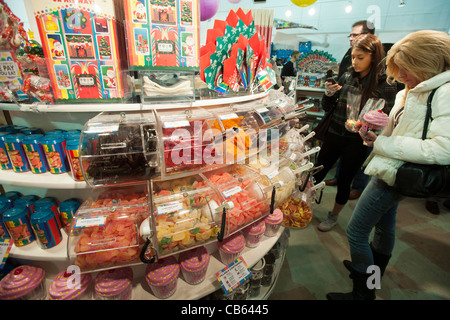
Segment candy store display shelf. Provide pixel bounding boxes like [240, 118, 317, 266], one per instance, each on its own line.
[9, 226, 286, 300]
[0, 92, 268, 113]
[0, 170, 88, 189]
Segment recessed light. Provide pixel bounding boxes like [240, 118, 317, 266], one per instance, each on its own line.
[345, 2, 352, 13]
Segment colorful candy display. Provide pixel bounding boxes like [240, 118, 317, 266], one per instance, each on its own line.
[71, 189, 149, 271]
[280, 196, 312, 229]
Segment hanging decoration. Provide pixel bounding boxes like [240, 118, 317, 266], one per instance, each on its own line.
[200, 0, 219, 21]
[290, 0, 318, 7]
[274, 18, 318, 30]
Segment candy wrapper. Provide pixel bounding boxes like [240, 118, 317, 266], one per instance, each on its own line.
[200, 8, 275, 95]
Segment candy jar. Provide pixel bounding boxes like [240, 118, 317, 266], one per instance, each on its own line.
[49, 270, 92, 300]
[0, 266, 46, 300]
[94, 267, 133, 300]
[179, 246, 210, 285]
[145, 256, 180, 299]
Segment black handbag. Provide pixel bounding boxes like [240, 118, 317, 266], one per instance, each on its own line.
[393, 87, 450, 198]
[313, 107, 334, 142]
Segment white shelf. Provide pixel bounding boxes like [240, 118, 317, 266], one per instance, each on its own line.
[9, 232, 69, 262]
[0, 170, 89, 189]
[0, 92, 268, 113]
[11, 227, 286, 300]
[296, 87, 326, 92]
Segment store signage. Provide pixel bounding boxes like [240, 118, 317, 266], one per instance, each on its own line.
[216, 257, 252, 294]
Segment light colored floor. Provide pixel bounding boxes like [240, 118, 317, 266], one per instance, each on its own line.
[270, 170, 450, 300]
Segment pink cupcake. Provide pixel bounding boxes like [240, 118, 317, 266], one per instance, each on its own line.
[242, 219, 266, 248]
[179, 246, 210, 285]
[0, 265, 46, 300]
[264, 209, 284, 237]
[94, 267, 133, 300]
[145, 256, 180, 299]
[217, 232, 245, 265]
[49, 270, 92, 300]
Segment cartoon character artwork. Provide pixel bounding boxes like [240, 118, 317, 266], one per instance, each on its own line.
[48, 34, 66, 60]
[182, 33, 195, 57]
[150, 0, 176, 25]
[102, 66, 117, 89]
[132, 0, 147, 23]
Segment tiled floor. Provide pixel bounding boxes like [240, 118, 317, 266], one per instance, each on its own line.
[270, 170, 450, 300]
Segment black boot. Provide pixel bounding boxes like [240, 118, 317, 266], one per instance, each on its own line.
[326, 269, 376, 300]
[342, 243, 391, 278]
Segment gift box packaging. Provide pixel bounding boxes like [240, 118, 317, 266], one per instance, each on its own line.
[123, 0, 200, 71]
[30, 0, 126, 103]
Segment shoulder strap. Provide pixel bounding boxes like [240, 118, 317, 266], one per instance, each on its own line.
[421, 87, 439, 140]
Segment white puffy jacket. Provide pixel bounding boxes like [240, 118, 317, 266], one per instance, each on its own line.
[364, 70, 450, 186]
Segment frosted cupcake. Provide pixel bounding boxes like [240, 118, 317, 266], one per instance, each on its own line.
[179, 246, 210, 285]
[217, 232, 245, 265]
[94, 267, 133, 300]
[242, 219, 266, 248]
[49, 270, 92, 300]
[0, 265, 46, 300]
[145, 256, 180, 299]
[264, 209, 284, 237]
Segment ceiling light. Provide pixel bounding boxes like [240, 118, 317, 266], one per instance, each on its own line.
[398, 0, 406, 7]
[285, 9, 292, 17]
[345, 2, 352, 13]
[308, 7, 316, 16]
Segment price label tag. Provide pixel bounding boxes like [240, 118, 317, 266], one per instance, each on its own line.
[290, 153, 297, 161]
[216, 257, 252, 294]
[156, 201, 184, 215]
[219, 113, 239, 120]
[256, 107, 269, 113]
[74, 215, 107, 229]
[266, 170, 279, 180]
[0, 239, 14, 270]
[222, 185, 242, 198]
[163, 120, 190, 128]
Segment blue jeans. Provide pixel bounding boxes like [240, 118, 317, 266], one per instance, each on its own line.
[346, 177, 405, 274]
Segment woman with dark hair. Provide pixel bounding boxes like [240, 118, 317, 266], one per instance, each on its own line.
[313, 34, 397, 232]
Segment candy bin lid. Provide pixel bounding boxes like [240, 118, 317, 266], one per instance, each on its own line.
[67, 183, 151, 273]
[148, 174, 222, 259]
[211, 107, 261, 165]
[200, 165, 270, 237]
[80, 111, 159, 188]
[155, 107, 227, 179]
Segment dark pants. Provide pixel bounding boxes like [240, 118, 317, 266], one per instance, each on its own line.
[314, 133, 369, 205]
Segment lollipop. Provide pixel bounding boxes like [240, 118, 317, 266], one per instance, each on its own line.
[360, 110, 389, 135]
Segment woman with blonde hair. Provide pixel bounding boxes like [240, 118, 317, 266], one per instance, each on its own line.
[327, 30, 450, 300]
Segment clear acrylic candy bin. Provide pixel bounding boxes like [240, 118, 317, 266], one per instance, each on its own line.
[67, 184, 150, 272]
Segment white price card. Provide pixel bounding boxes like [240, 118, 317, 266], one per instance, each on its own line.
[222, 185, 242, 198]
[163, 120, 190, 128]
[266, 170, 279, 180]
[0, 239, 14, 270]
[156, 201, 184, 215]
[74, 215, 107, 229]
[219, 113, 239, 120]
[216, 257, 252, 294]
[256, 107, 270, 113]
